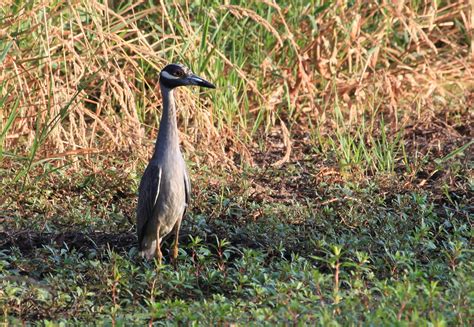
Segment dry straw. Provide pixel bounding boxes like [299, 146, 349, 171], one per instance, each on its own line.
[0, 1, 471, 171]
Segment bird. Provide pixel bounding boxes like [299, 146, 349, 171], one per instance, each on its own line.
[137, 63, 215, 263]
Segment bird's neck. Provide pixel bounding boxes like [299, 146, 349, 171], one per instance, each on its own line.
[153, 85, 180, 159]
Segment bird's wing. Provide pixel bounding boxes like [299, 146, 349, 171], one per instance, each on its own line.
[137, 164, 162, 245]
[183, 166, 191, 210]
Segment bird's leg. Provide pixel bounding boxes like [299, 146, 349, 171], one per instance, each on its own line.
[171, 217, 182, 263]
[155, 225, 162, 265]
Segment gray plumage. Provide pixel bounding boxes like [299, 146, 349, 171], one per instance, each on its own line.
[137, 63, 215, 262]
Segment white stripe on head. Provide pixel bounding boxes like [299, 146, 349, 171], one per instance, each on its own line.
[161, 70, 180, 80]
[190, 76, 204, 83]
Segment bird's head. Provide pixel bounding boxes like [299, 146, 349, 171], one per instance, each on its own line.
[159, 63, 215, 89]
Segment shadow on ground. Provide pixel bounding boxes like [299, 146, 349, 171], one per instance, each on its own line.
[0, 230, 137, 254]
[0, 227, 263, 257]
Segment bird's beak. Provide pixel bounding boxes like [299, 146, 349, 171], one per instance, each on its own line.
[187, 74, 216, 89]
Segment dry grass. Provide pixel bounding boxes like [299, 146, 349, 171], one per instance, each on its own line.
[0, 0, 472, 173]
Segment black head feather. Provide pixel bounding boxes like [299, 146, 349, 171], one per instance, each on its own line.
[159, 63, 215, 89]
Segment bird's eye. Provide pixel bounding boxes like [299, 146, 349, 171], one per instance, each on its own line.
[174, 70, 185, 77]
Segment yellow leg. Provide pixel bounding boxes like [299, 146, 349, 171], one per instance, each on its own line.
[172, 218, 182, 262]
[155, 225, 162, 265]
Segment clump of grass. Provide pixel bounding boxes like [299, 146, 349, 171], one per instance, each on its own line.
[1, 1, 472, 177]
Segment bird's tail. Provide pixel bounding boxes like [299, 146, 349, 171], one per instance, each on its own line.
[139, 239, 156, 260]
